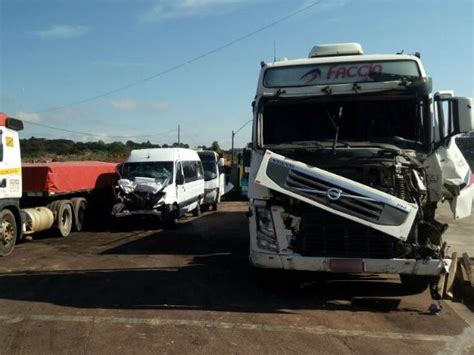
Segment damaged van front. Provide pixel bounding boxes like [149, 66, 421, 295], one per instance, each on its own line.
[112, 148, 205, 224]
[246, 43, 474, 290]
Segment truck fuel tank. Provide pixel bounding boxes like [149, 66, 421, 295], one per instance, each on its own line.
[22, 207, 54, 235]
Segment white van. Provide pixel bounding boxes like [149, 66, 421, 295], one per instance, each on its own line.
[197, 151, 225, 210]
[112, 148, 205, 224]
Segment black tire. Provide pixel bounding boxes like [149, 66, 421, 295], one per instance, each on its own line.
[71, 198, 87, 232]
[211, 190, 220, 211]
[192, 201, 201, 217]
[400, 274, 430, 293]
[49, 200, 73, 238]
[165, 205, 179, 228]
[0, 209, 17, 257]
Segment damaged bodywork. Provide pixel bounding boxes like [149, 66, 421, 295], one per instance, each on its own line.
[112, 176, 170, 217]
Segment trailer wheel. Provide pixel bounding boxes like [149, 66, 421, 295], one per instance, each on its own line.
[48, 200, 73, 238]
[400, 274, 430, 294]
[0, 210, 17, 257]
[71, 198, 87, 232]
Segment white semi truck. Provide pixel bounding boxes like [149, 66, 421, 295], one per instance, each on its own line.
[245, 43, 473, 294]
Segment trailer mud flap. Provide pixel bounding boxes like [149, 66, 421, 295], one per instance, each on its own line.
[254, 150, 418, 240]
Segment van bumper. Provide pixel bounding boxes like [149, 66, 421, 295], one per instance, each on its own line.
[249, 250, 450, 276]
[112, 209, 163, 218]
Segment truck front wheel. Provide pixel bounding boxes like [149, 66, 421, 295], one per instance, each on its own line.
[0, 209, 17, 257]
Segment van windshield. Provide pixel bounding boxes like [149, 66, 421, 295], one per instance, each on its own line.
[202, 160, 218, 181]
[122, 161, 174, 181]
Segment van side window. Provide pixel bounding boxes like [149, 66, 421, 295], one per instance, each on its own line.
[176, 162, 183, 184]
[182, 160, 204, 182]
[182, 161, 198, 182]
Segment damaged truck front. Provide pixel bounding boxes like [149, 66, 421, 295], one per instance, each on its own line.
[245, 43, 474, 291]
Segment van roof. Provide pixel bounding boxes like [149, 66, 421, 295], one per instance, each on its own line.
[126, 148, 199, 163]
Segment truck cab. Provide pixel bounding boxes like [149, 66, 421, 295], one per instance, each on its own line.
[0, 113, 23, 256]
[246, 43, 474, 288]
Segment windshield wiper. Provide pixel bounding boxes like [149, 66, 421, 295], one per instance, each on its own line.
[323, 106, 343, 155]
[367, 72, 418, 87]
[276, 141, 325, 148]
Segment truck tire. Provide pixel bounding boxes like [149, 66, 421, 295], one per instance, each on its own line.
[400, 274, 430, 294]
[71, 198, 87, 232]
[48, 200, 73, 238]
[0, 209, 17, 257]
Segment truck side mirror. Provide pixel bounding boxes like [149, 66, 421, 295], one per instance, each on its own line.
[455, 97, 474, 133]
[242, 149, 251, 167]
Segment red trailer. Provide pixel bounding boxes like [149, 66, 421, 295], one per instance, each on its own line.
[20, 161, 118, 238]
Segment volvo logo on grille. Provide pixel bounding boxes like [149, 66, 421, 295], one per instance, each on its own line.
[326, 188, 342, 201]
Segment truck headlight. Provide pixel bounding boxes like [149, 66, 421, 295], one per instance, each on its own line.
[255, 207, 279, 252]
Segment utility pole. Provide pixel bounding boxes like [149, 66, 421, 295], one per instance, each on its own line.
[231, 119, 252, 166]
[178, 124, 180, 146]
[231, 130, 235, 165]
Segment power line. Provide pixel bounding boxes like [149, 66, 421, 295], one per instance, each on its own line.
[33, 1, 321, 114]
[22, 119, 178, 140]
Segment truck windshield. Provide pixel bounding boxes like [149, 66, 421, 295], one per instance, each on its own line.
[261, 97, 429, 149]
[122, 161, 174, 181]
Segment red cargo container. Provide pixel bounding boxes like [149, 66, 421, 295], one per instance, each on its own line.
[22, 161, 117, 195]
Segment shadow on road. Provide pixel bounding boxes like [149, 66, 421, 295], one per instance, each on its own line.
[0, 211, 426, 314]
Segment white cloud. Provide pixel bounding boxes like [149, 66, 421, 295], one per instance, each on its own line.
[30, 25, 89, 39]
[105, 99, 170, 113]
[140, 0, 253, 23]
[148, 101, 170, 112]
[106, 99, 138, 110]
[14, 111, 41, 123]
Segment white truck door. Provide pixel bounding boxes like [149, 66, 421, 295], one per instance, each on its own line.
[429, 92, 474, 219]
[0, 128, 22, 199]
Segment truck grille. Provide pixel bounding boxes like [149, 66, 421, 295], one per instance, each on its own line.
[293, 210, 396, 259]
[265, 158, 409, 227]
[286, 169, 384, 223]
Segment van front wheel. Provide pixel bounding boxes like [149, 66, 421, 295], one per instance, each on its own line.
[192, 202, 201, 217]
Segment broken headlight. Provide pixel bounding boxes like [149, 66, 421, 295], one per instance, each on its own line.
[255, 207, 279, 252]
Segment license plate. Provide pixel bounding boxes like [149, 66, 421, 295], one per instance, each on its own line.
[329, 259, 365, 273]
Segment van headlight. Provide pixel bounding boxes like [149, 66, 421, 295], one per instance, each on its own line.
[255, 207, 279, 252]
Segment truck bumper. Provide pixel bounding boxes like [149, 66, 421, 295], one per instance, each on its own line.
[249, 250, 450, 276]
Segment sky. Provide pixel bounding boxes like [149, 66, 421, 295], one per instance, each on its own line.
[0, 0, 473, 149]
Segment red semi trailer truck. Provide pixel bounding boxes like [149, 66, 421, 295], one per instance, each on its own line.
[0, 113, 117, 257]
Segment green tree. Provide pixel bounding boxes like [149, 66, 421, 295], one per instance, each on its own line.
[211, 141, 222, 154]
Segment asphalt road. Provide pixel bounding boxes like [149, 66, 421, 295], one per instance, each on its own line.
[0, 202, 472, 354]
